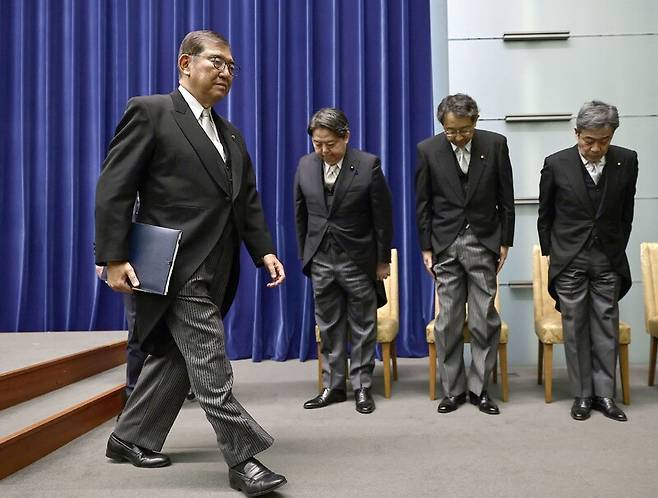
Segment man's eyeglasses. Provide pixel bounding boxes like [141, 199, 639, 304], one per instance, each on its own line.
[190, 54, 239, 77]
[444, 127, 475, 138]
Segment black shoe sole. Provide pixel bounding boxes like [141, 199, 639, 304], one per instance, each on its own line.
[228, 475, 287, 497]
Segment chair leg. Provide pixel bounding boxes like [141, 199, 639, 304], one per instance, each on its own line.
[382, 342, 392, 398]
[492, 358, 498, 384]
[317, 342, 323, 393]
[619, 343, 630, 405]
[537, 340, 544, 385]
[544, 344, 553, 403]
[649, 336, 658, 387]
[499, 343, 509, 402]
[391, 340, 398, 381]
[428, 343, 437, 400]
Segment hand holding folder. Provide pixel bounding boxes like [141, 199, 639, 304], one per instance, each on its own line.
[101, 223, 182, 295]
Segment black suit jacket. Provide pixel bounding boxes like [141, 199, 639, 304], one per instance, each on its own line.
[95, 90, 275, 354]
[415, 129, 515, 257]
[294, 147, 393, 307]
[537, 144, 638, 304]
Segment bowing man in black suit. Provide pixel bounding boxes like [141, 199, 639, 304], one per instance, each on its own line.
[415, 94, 515, 415]
[295, 108, 393, 414]
[538, 101, 638, 422]
[95, 31, 287, 496]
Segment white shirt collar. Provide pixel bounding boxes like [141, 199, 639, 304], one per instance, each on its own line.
[323, 156, 345, 172]
[178, 84, 208, 120]
[450, 140, 472, 154]
[579, 150, 606, 167]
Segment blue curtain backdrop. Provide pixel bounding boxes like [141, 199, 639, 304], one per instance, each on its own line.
[0, 0, 436, 361]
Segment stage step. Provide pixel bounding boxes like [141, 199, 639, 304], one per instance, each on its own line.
[0, 332, 127, 410]
[0, 333, 128, 479]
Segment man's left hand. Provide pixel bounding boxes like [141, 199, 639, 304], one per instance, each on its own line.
[263, 254, 285, 288]
[497, 246, 509, 274]
[376, 262, 391, 280]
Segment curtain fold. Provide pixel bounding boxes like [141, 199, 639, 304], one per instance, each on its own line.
[0, 0, 437, 361]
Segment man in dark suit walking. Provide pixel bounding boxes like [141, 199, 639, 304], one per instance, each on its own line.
[538, 100, 638, 422]
[415, 93, 515, 415]
[295, 108, 393, 414]
[95, 30, 287, 496]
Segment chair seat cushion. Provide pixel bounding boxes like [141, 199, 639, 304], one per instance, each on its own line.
[426, 319, 508, 344]
[315, 318, 400, 343]
[647, 317, 658, 338]
[535, 318, 631, 344]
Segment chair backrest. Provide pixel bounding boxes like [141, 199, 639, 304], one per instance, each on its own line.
[377, 249, 399, 320]
[434, 275, 501, 316]
[640, 242, 658, 328]
[532, 244, 559, 322]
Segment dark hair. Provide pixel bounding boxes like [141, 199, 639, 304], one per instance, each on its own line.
[576, 100, 620, 131]
[436, 93, 479, 124]
[177, 30, 230, 76]
[307, 108, 350, 137]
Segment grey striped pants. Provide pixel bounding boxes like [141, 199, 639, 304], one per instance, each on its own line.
[114, 240, 273, 467]
[433, 228, 501, 397]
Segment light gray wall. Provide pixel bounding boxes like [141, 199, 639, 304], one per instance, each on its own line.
[431, 0, 658, 366]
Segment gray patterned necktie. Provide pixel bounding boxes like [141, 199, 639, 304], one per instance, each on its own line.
[200, 109, 226, 161]
[457, 147, 468, 174]
[586, 161, 602, 184]
[325, 164, 340, 186]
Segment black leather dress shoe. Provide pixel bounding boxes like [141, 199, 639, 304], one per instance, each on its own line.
[437, 392, 467, 413]
[303, 388, 347, 409]
[354, 387, 375, 414]
[592, 396, 627, 421]
[105, 433, 171, 468]
[570, 397, 592, 421]
[229, 457, 287, 497]
[469, 390, 500, 415]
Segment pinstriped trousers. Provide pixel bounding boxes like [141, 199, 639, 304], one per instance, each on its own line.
[311, 241, 377, 391]
[113, 235, 273, 467]
[554, 245, 620, 398]
[433, 228, 501, 397]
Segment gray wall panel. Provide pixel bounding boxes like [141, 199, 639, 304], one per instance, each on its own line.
[448, 36, 658, 117]
[448, 0, 658, 39]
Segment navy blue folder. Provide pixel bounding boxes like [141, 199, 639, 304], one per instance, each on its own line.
[128, 222, 182, 295]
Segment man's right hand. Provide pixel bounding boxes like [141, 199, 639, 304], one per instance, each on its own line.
[106, 261, 140, 293]
[422, 250, 434, 277]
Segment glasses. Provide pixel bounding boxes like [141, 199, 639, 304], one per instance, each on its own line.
[190, 54, 239, 77]
[444, 127, 475, 138]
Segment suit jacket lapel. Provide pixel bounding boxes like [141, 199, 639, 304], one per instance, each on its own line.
[213, 111, 242, 200]
[564, 145, 595, 216]
[329, 148, 358, 216]
[436, 136, 465, 203]
[169, 90, 231, 197]
[597, 148, 620, 219]
[466, 131, 485, 204]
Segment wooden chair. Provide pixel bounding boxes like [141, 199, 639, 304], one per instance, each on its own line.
[640, 243, 658, 385]
[532, 245, 631, 403]
[315, 249, 399, 398]
[426, 281, 509, 401]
